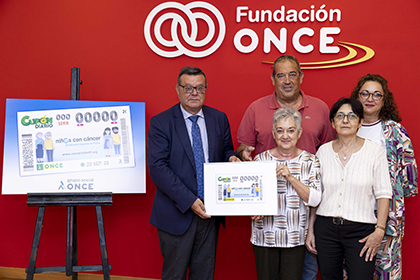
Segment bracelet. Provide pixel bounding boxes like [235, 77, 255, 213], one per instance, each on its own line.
[375, 225, 386, 232]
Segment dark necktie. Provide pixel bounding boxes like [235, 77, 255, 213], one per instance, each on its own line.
[189, 115, 204, 200]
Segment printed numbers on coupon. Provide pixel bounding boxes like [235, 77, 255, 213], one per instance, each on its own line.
[75, 110, 118, 124]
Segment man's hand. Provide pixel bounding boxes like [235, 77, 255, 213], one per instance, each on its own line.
[236, 143, 255, 161]
[191, 198, 211, 219]
[229, 155, 241, 162]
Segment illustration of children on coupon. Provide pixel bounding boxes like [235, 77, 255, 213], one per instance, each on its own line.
[111, 126, 121, 157]
[103, 127, 113, 157]
[227, 184, 231, 198]
[44, 131, 54, 162]
[35, 132, 44, 163]
[255, 183, 260, 197]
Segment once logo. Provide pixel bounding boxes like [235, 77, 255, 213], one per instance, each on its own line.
[144, 1, 226, 58]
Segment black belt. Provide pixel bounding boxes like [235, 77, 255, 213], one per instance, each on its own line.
[323, 216, 358, 225]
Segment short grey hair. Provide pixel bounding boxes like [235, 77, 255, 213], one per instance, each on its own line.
[272, 107, 302, 131]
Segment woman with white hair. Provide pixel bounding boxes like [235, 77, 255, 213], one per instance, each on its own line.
[251, 107, 322, 280]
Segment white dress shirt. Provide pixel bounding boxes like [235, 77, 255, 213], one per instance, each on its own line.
[180, 104, 209, 163]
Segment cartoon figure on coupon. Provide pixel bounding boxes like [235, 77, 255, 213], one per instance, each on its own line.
[44, 131, 54, 162]
[227, 184, 231, 198]
[251, 183, 255, 197]
[35, 132, 44, 163]
[223, 185, 227, 197]
[255, 183, 259, 197]
[112, 126, 121, 156]
[103, 127, 113, 157]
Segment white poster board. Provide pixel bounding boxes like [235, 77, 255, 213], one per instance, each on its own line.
[2, 99, 146, 194]
[204, 161, 278, 216]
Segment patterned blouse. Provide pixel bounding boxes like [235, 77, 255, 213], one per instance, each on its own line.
[250, 150, 321, 248]
[381, 120, 418, 237]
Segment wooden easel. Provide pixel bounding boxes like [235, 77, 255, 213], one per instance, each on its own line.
[26, 68, 112, 279]
[25, 192, 112, 280]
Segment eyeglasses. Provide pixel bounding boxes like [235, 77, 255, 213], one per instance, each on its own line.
[178, 84, 207, 94]
[334, 113, 359, 122]
[359, 90, 383, 101]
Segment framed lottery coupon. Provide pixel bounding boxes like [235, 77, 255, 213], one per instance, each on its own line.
[203, 161, 278, 216]
[2, 99, 146, 194]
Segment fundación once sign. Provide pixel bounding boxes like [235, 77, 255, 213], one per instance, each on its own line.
[143, 1, 375, 69]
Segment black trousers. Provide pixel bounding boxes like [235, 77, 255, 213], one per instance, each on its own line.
[314, 215, 376, 280]
[253, 244, 306, 280]
[158, 215, 220, 280]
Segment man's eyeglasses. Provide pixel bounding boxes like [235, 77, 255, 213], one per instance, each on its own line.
[179, 84, 207, 94]
[359, 90, 383, 101]
[334, 113, 359, 122]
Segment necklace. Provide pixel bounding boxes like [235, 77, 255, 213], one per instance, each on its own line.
[338, 139, 358, 161]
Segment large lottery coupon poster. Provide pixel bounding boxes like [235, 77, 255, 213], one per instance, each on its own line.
[2, 99, 146, 194]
